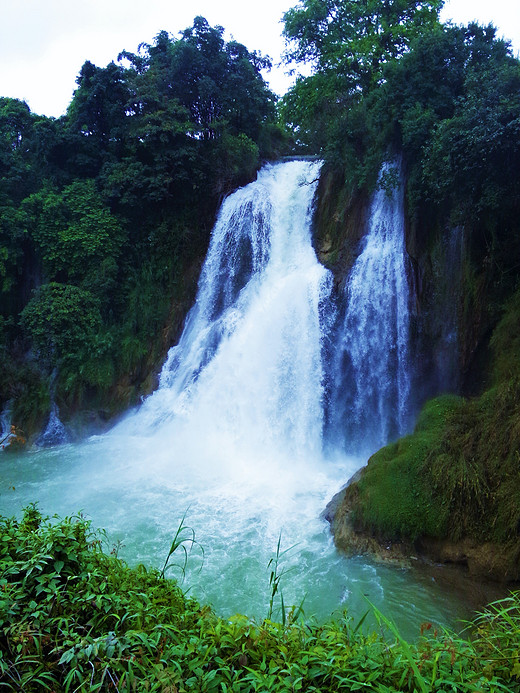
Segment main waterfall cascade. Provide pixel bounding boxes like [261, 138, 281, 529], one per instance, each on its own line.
[134, 159, 414, 460]
[2, 160, 472, 635]
[132, 160, 335, 463]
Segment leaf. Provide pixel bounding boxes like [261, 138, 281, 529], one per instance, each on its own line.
[365, 598, 429, 693]
[58, 648, 76, 665]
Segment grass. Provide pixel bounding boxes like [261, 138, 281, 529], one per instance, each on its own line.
[346, 382, 520, 554]
[346, 394, 465, 541]
[2, 506, 520, 691]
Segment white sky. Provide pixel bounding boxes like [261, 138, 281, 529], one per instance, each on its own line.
[1, 0, 519, 118]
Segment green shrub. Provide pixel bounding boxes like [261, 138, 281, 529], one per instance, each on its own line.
[3, 361, 51, 436]
[20, 283, 102, 369]
[347, 378, 520, 548]
[2, 507, 520, 692]
[490, 287, 520, 384]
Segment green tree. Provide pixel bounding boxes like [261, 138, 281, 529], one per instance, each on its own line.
[67, 60, 130, 148]
[419, 26, 520, 284]
[22, 179, 124, 288]
[0, 98, 39, 204]
[20, 283, 102, 368]
[283, 0, 444, 93]
[0, 99, 60, 314]
[420, 25, 520, 220]
[280, 0, 444, 168]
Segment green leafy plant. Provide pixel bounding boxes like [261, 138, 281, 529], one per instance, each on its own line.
[367, 598, 429, 693]
[159, 509, 204, 580]
[2, 507, 520, 691]
[266, 534, 304, 626]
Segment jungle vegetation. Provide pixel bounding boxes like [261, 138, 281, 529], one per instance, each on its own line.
[2, 507, 520, 692]
[2, 2, 520, 690]
[0, 16, 287, 432]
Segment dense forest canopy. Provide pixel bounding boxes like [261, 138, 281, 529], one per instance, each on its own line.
[282, 1, 519, 206]
[283, 0, 444, 91]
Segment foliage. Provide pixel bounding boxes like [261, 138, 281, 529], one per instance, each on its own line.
[266, 535, 302, 625]
[0, 98, 47, 204]
[280, 0, 444, 183]
[490, 287, 520, 384]
[20, 283, 102, 368]
[2, 507, 520, 692]
[348, 383, 520, 549]
[165, 17, 276, 141]
[21, 179, 124, 293]
[346, 395, 465, 541]
[407, 24, 520, 263]
[66, 60, 130, 147]
[369, 23, 520, 304]
[0, 16, 282, 433]
[283, 0, 444, 93]
[282, 5, 520, 276]
[159, 509, 204, 580]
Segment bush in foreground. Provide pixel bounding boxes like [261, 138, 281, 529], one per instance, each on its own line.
[1, 507, 519, 691]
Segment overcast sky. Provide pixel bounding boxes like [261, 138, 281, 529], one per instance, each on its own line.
[1, 0, 519, 118]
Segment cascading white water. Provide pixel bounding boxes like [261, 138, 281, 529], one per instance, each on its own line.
[88, 160, 361, 618]
[125, 160, 334, 463]
[36, 402, 70, 447]
[0, 400, 12, 439]
[328, 162, 413, 455]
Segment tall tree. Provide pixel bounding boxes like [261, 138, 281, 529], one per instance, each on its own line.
[67, 61, 130, 148]
[283, 0, 444, 92]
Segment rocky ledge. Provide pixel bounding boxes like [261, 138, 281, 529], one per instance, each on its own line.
[325, 473, 520, 584]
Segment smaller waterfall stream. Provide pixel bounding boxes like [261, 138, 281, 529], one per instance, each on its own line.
[36, 402, 70, 447]
[0, 400, 12, 439]
[328, 162, 413, 456]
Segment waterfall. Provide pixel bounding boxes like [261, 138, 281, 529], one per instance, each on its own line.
[327, 161, 413, 456]
[36, 402, 70, 447]
[121, 160, 334, 463]
[122, 159, 414, 462]
[0, 400, 12, 439]
[3, 159, 473, 633]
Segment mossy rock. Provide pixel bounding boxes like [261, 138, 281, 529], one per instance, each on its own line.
[332, 380, 520, 581]
[342, 394, 465, 543]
